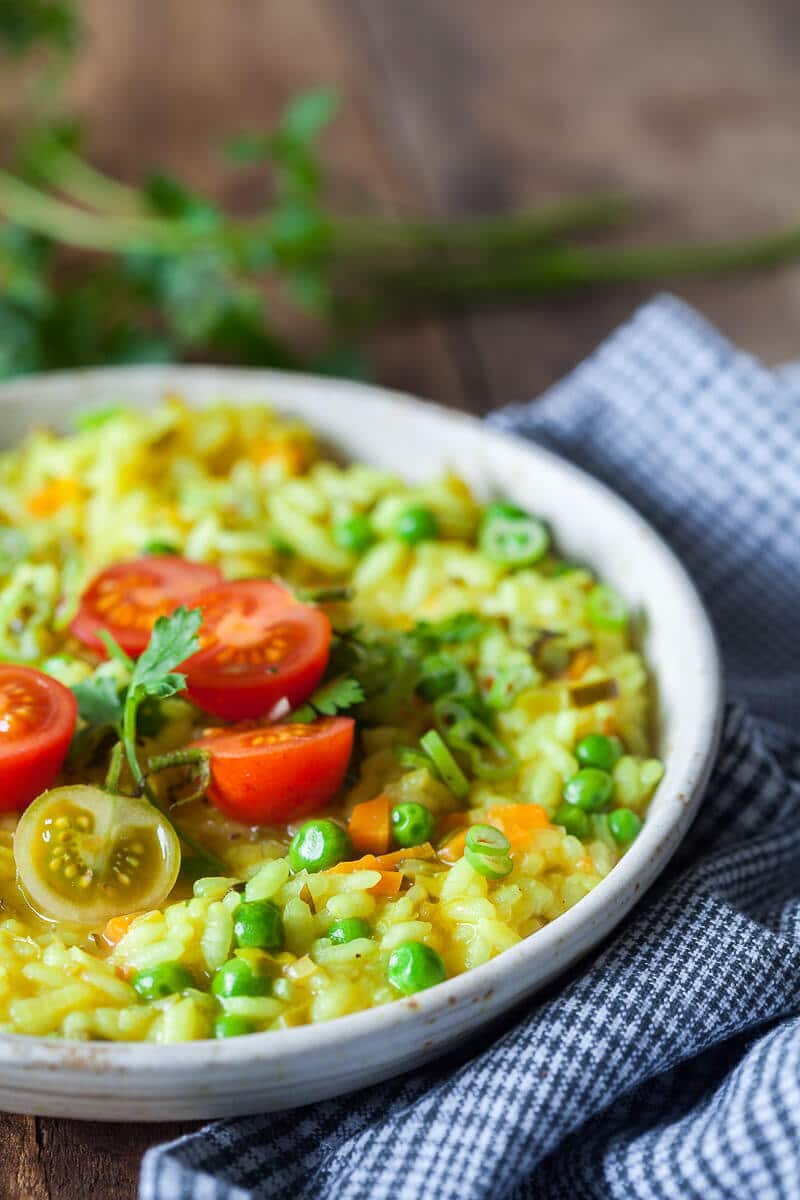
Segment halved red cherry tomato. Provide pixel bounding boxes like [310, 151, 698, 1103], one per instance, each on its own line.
[192, 717, 355, 824]
[70, 556, 223, 657]
[0, 666, 77, 812]
[182, 580, 331, 721]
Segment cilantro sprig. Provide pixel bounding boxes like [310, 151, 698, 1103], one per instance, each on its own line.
[119, 606, 201, 790]
[290, 676, 364, 724]
[71, 606, 225, 874]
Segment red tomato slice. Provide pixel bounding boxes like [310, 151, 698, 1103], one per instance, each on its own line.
[182, 580, 331, 721]
[0, 666, 77, 812]
[70, 556, 223, 657]
[192, 717, 355, 824]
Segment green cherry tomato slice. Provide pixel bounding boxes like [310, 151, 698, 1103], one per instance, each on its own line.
[14, 785, 180, 925]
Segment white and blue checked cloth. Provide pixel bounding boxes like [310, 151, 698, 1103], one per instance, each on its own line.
[141, 295, 800, 1200]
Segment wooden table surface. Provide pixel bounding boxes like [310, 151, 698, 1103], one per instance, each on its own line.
[3, 0, 800, 1195]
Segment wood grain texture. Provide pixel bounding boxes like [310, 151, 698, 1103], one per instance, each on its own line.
[3, 0, 800, 1194]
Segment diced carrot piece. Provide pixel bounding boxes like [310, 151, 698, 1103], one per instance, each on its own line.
[567, 649, 596, 680]
[328, 844, 435, 876]
[374, 843, 434, 869]
[252, 438, 308, 475]
[575, 857, 595, 873]
[348, 794, 392, 856]
[369, 871, 403, 896]
[438, 829, 468, 864]
[601, 714, 617, 736]
[327, 854, 381, 874]
[103, 913, 137, 946]
[488, 803, 550, 851]
[439, 811, 469, 834]
[28, 477, 81, 517]
[326, 844, 434, 893]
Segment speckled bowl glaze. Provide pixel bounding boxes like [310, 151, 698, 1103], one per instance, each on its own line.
[0, 367, 722, 1120]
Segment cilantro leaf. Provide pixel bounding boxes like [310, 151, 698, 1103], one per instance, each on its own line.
[128, 606, 201, 701]
[411, 612, 487, 648]
[291, 676, 364, 723]
[121, 606, 201, 789]
[71, 674, 124, 727]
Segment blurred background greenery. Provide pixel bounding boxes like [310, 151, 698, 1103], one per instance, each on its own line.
[2, 0, 799, 404]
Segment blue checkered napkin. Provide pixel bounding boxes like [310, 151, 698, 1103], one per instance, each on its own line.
[141, 296, 800, 1200]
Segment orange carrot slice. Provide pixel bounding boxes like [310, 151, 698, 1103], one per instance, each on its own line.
[567, 649, 596, 680]
[103, 913, 137, 946]
[28, 478, 81, 517]
[326, 843, 434, 892]
[348, 794, 391, 856]
[374, 843, 434, 869]
[368, 871, 403, 896]
[438, 829, 468, 864]
[487, 803, 550, 851]
[439, 811, 469, 834]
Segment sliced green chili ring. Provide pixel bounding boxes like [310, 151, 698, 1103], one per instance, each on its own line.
[416, 653, 476, 703]
[465, 823, 510, 858]
[485, 664, 537, 710]
[586, 584, 629, 631]
[479, 510, 549, 567]
[395, 746, 434, 772]
[433, 697, 477, 737]
[445, 717, 519, 782]
[464, 846, 514, 879]
[419, 730, 470, 799]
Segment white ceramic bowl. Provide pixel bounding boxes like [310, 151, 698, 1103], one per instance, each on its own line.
[0, 367, 722, 1120]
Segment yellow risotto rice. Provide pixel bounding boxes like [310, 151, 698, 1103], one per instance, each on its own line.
[0, 399, 663, 1042]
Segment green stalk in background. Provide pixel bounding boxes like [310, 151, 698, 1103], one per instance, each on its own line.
[2, 4, 800, 379]
[338, 225, 800, 322]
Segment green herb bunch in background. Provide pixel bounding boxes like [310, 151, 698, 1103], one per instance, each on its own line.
[1, 0, 800, 380]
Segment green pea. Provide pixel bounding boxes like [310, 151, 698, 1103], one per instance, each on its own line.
[132, 962, 193, 1001]
[141, 540, 180, 556]
[214, 1014, 254, 1039]
[212, 957, 271, 998]
[575, 733, 624, 772]
[233, 900, 284, 951]
[327, 917, 371, 945]
[333, 514, 375, 554]
[391, 801, 435, 848]
[608, 807, 643, 846]
[387, 941, 446, 995]
[586, 584, 629, 631]
[554, 803, 591, 839]
[394, 506, 438, 545]
[563, 767, 614, 812]
[288, 819, 353, 873]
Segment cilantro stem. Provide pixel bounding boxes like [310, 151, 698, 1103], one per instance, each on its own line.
[142, 776, 227, 874]
[104, 742, 123, 793]
[330, 195, 635, 258]
[121, 683, 227, 874]
[339, 225, 800, 317]
[0, 170, 197, 251]
[29, 147, 145, 217]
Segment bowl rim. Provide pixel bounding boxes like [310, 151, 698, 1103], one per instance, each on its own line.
[0, 364, 724, 1077]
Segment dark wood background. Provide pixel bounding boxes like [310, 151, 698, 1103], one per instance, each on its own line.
[3, 0, 800, 1195]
